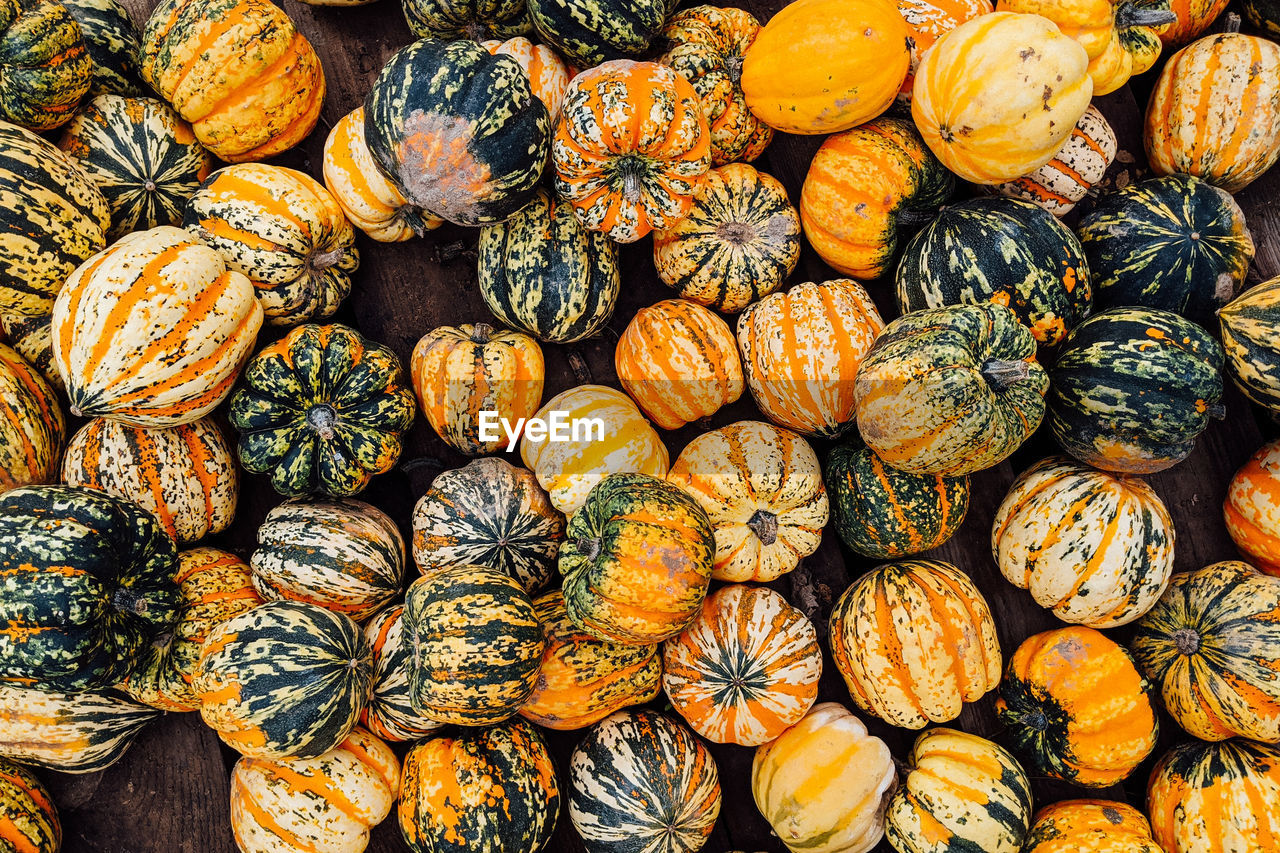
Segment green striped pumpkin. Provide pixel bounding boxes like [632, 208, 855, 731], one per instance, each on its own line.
[0, 0, 92, 131]
[0, 342, 63, 493]
[1219, 276, 1280, 414]
[402, 0, 532, 40]
[361, 605, 442, 743]
[0, 312, 60, 392]
[1077, 175, 1255, 327]
[1048, 307, 1225, 474]
[478, 188, 620, 343]
[0, 683, 161, 773]
[193, 600, 373, 759]
[0, 757, 60, 852]
[896, 197, 1092, 346]
[528, 0, 669, 66]
[61, 0, 144, 97]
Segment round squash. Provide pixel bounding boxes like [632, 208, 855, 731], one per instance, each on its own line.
[402, 0, 532, 41]
[1160, 0, 1229, 43]
[0, 0, 91, 131]
[0, 311, 60, 392]
[896, 0, 995, 106]
[1225, 439, 1280, 574]
[360, 605, 441, 743]
[0, 683, 161, 773]
[0, 343, 63, 493]
[1023, 800, 1163, 853]
[1244, 0, 1280, 34]
[994, 105, 1118, 216]
[527, 0, 667, 66]
[480, 36, 571, 117]
[1220, 277, 1280, 415]
[0, 757, 60, 853]
[62, 0, 144, 97]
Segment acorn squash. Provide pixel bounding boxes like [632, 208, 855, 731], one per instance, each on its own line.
[1220, 278, 1280, 415]
[1224, 439, 1280, 575]
[0, 0, 91, 131]
[0, 757, 60, 852]
[360, 605, 441, 743]
[0, 684, 160, 773]
[527, 0, 667, 66]
[0, 343, 63, 493]
[62, 0, 143, 97]
[994, 106, 1118, 216]
[1023, 800, 1163, 853]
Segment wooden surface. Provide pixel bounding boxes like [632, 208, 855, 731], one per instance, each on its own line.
[37, 1, 1280, 851]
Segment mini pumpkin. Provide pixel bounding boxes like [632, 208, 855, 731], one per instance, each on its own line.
[0, 343, 63, 493]
[1220, 277, 1280, 415]
[360, 605, 441, 743]
[1023, 800, 1163, 853]
[0, 683, 161, 773]
[0, 0, 91, 131]
[993, 106, 1118, 216]
[1225, 439, 1280, 574]
[0, 757, 61, 853]
[480, 36, 571, 117]
[896, 0, 995, 106]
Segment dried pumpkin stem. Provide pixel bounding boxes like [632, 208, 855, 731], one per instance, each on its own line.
[470, 323, 494, 344]
[617, 156, 647, 204]
[112, 587, 149, 616]
[1172, 628, 1201, 655]
[747, 509, 779, 546]
[724, 54, 745, 84]
[306, 403, 339, 440]
[1022, 709, 1049, 731]
[577, 537, 603, 562]
[980, 358, 1031, 390]
[1115, 2, 1177, 28]
[1223, 11, 1241, 32]
[716, 221, 758, 245]
[1208, 403, 1227, 420]
[307, 246, 345, 273]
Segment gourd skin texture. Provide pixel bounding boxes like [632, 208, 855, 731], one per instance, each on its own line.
[0, 756, 61, 853]
[403, 0, 532, 41]
[62, 0, 144, 97]
[527, 0, 668, 67]
[360, 605, 442, 743]
[0, 683, 161, 773]
[0, 0, 92, 131]
[0, 342, 63, 493]
[1220, 277, 1280, 415]
[1022, 800, 1163, 853]
[1224, 439, 1280, 574]
[896, 0, 996, 107]
[995, 105, 1117, 216]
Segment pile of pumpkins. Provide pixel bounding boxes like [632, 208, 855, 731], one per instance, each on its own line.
[0, 0, 1278, 851]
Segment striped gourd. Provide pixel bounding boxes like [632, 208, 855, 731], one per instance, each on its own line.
[1220, 277, 1280, 413]
[0, 312, 59, 392]
[61, 416, 238, 545]
[0, 121, 109, 317]
[0, 757, 60, 852]
[62, 0, 144, 96]
[569, 710, 720, 853]
[0, 0, 91, 131]
[1024, 800, 1163, 853]
[829, 560, 1002, 729]
[52, 225, 263, 427]
[1159, 0, 1228, 43]
[0, 684, 161, 773]
[651, 163, 801, 313]
[0, 343, 63, 493]
[402, 0, 532, 40]
[994, 106, 1116, 216]
[58, 95, 212, 240]
[896, 0, 995, 106]
[1225, 439, 1280, 574]
[360, 605, 442, 743]
[193, 601, 373, 759]
[480, 37, 571, 117]
[666, 420, 828, 582]
[662, 585, 821, 746]
[527, 0, 667, 67]
[993, 456, 1175, 628]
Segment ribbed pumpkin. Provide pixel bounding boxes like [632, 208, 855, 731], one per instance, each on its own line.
[1245, 0, 1280, 34]
[0, 757, 60, 852]
[800, 117, 953, 281]
[1133, 561, 1280, 743]
[1023, 800, 1163, 853]
[1220, 278, 1280, 414]
[478, 188, 619, 343]
[402, 566, 544, 726]
[194, 601, 372, 759]
[139, 0, 325, 162]
[480, 36, 571, 117]
[400, 719, 559, 853]
[251, 498, 404, 623]
[1077, 175, 1254, 325]
[0, 343, 62, 493]
[410, 323, 544, 455]
[666, 420, 827, 582]
[402, 0, 532, 41]
[520, 589, 661, 730]
[1048, 307, 1225, 474]
[62, 0, 143, 97]
[855, 303, 1048, 476]
[1146, 32, 1280, 193]
[519, 385, 668, 514]
[896, 197, 1092, 345]
[885, 729, 1033, 853]
[663, 585, 821, 746]
[912, 12, 1094, 184]
[52, 226, 263, 427]
[559, 473, 714, 646]
[228, 323, 416, 498]
[829, 560, 1002, 729]
[994, 106, 1118, 216]
[752, 702, 896, 853]
[0, 312, 59, 392]
[993, 456, 1175, 628]
[231, 727, 400, 853]
[360, 605, 441, 743]
[1161, 0, 1229, 43]
[1225, 439, 1280, 574]
[553, 59, 710, 243]
[825, 443, 969, 560]
[0, 684, 160, 773]
[896, 0, 995, 106]
[996, 626, 1159, 787]
[0, 0, 91, 131]
[737, 279, 885, 439]
[652, 162, 801, 313]
[527, 0, 666, 66]
[569, 710, 720, 853]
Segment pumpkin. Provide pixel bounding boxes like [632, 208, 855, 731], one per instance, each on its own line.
[477, 187, 619, 343]
[125, 548, 262, 713]
[519, 385, 668, 514]
[0, 0, 91, 131]
[1161, 0, 1229, 43]
[527, 0, 667, 66]
[993, 456, 1175, 628]
[139, 0, 325, 162]
[61, 416, 237, 545]
[912, 12, 1094, 184]
[896, 0, 995, 106]
[663, 585, 821, 746]
[896, 197, 1092, 346]
[400, 719, 558, 853]
[994, 106, 1118, 216]
[558, 473, 715, 645]
[1147, 739, 1280, 853]
[1132, 561, 1280, 743]
[184, 164, 358, 328]
[58, 94, 212, 241]
[194, 601, 373, 759]
[62, 0, 143, 97]
[996, 625, 1159, 787]
[364, 38, 549, 227]
[740, 0, 909, 134]
[652, 162, 800, 313]
[737, 278, 885, 438]
[569, 710, 720, 853]
[1023, 800, 1163, 853]
[1225, 439, 1280, 574]
[1047, 307, 1225, 474]
[52, 226, 263, 427]
[480, 36, 571, 117]
[520, 589, 661, 730]
[1146, 32, 1280, 192]
[0, 757, 60, 853]
[0, 312, 59, 392]
[0, 684, 160, 773]
[885, 729, 1033, 853]
[0, 121, 109, 317]
[615, 299, 743, 430]
[411, 322, 544, 455]
[251, 498, 404, 623]
[1244, 0, 1280, 35]
[829, 559, 1002, 729]
[800, 117, 953, 281]
[402, 0, 532, 41]
[1220, 278, 1280, 414]
[666, 420, 827, 582]
[855, 303, 1048, 476]
[0, 343, 62, 493]
[360, 606, 442, 743]
[752, 702, 896, 853]
[402, 565, 544, 726]
[1077, 175, 1254, 326]
[231, 726, 400, 853]
[228, 323, 416, 498]
[412, 457, 563, 594]
[0, 485, 180, 692]
[825, 443, 969, 560]
[553, 59, 711, 243]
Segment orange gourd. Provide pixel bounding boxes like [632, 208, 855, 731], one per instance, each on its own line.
[1225, 438, 1280, 575]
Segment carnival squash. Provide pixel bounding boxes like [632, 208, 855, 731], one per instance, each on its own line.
[62, 0, 143, 97]
[527, 0, 667, 66]
[896, 0, 995, 106]
[0, 0, 91, 131]
[0, 312, 59, 392]
[1160, 0, 1229, 43]
[403, 0, 532, 41]
[0, 684, 160, 773]
[994, 106, 1118, 216]
[360, 605, 441, 743]
[1023, 800, 1163, 853]
[481, 36, 572, 117]
[1224, 439, 1280, 574]
[1244, 0, 1280, 34]
[0, 757, 60, 853]
[1220, 278, 1280, 414]
[0, 343, 63, 493]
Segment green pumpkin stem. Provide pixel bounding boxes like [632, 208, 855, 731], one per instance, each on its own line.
[980, 358, 1032, 390]
[1115, 2, 1178, 29]
[747, 509, 779, 546]
[577, 536, 603, 562]
[470, 323, 494, 344]
[306, 403, 339, 440]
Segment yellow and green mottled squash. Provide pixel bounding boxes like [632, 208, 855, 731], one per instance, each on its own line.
[479, 37, 571, 117]
[0, 0, 91, 131]
[527, 0, 666, 67]
[0, 683, 161, 773]
[0, 312, 59, 392]
[402, 0, 532, 41]
[360, 605, 442, 744]
[1024, 800, 1163, 853]
[1219, 277, 1280, 415]
[0, 757, 60, 852]
[0, 343, 62, 493]
[62, 0, 144, 97]
[1224, 439, 1280, 575]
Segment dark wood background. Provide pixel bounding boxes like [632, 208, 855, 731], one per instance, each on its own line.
[34, 0, 1280, 851]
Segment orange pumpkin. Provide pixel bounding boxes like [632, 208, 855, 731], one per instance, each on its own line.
[1161, 0, 1231, 44]
[1225, 438, 1280, 575]
[1024, 800, 1164, 853]
[897, 0, 996, 106]
[480, 37, 572, 117]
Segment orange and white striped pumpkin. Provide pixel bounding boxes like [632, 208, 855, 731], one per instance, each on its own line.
[0, 342, 64, 493]
[1225, 438, 1280, 576]
[994, 106, 1117, 216]
[51, 225, 263, 427]
[896, 0, 995, 107]
[480, 37, 573, 117]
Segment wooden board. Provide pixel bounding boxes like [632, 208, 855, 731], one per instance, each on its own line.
[37, 1, 1279, 851]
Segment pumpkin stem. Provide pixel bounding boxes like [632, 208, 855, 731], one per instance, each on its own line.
[1208, 402, 1227, 420]
[306, 403, 339, 440]
[576, 536, 603, 562]
[980, 358, 1032, 390]
[69, 405, 82, 417]
[747, 509, 779, 546]
[470, 323, 494, 344]
[716, 221, 758, 245]
[464, 21, 487, 40]
[897, 207, 938, 227]
[1022, 709, 1049, 731]
[112, 587, 149, 616]
[616, 156, 647, 205]
[307, 246, 345, 274]
[724, 54, 745, 84]
[1115, 2, 1178, 29]
[1173, 628, 1201, 655]
[1224, 11, 1241, 32]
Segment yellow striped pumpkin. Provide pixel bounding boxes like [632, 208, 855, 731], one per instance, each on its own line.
[994, 106, 1118, 216]
[360, 605, 442, 743]
[480, 37, 572, 117]
[1220, 277, 1280, 416]
[1224, 439, 1280, 576]
[0, 342, 63, 493]
[0, 311, 60, 392]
